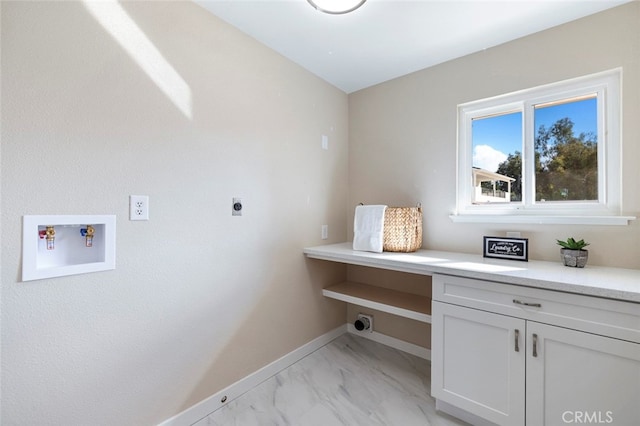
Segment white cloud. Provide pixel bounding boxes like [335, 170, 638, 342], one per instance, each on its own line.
[473, 145, 507, 172]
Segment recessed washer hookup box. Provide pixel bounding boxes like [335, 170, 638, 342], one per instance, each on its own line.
[22, 215, 116, 281]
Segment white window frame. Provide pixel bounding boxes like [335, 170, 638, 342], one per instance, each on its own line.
[452, 68, 634, 225]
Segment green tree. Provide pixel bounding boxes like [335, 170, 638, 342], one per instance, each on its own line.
[535, 118, 597, 201]
[495, 117, 597, 202]
[496, 151, 522, 201]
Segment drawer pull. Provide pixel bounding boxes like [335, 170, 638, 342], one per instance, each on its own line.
[513, 299, 542, 308]
[532, 333, 538, 357]
[514, 329, 520, 352]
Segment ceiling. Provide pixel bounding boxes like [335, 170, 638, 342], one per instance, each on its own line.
[194, 0, 631, 93]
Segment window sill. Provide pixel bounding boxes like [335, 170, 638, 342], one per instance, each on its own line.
[449, 214, 636, 226]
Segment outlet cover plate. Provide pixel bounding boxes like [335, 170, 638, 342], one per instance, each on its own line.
[130, 195, 149, 221]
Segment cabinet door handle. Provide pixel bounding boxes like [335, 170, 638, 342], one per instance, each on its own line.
[514, 329, 520, 352]
[513, 299, 542, 308]
[532, 333, 538, 357]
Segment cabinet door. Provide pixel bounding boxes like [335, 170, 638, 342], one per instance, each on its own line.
[432, 301, 526, 426]
[526, 322, 640, 425]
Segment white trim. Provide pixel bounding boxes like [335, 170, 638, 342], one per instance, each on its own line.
[347, 323, 431, 360]
[435, 400, 495, 426]
[449, 214, 635, 226]
[158, 324, 431, 426]
[456, 68, 625, 221]
[157, 325, 347, 426]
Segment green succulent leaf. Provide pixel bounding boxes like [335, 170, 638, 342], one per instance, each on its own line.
[557, 237, 590, 250]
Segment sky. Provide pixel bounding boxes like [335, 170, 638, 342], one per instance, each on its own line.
[472, 97, 597, 171]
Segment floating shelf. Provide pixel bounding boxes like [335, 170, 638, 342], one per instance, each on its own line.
[323, 281, 432, 323]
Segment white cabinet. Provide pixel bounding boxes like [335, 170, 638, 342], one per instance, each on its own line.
[432, 274, 640, 426]
[304, 244, 640, 426]
[432, 302, 525, 425]
[526, 322, 640, 426]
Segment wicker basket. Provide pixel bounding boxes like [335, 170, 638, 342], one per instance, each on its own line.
[383, 206, 423, 252]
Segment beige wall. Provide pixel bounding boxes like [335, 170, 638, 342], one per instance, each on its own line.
[3, 1, 640, 425]
[349, 1, 640, 269]
[1, 1, 348, 425]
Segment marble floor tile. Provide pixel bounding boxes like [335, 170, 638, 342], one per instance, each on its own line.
[195, 333, 467, 426]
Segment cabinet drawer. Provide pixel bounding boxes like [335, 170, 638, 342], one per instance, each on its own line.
[433, 274, 640, 343]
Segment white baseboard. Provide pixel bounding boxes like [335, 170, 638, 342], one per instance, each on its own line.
[158, 324, 429, 425]
[347, 323, 431, 360]
[435, 400, 495, 426]
[158, 325, 347, 426]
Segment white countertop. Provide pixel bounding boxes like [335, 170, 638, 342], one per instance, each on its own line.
[304, 243, 640, 304]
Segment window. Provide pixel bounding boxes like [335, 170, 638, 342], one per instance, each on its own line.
[453, 69, 632, 225]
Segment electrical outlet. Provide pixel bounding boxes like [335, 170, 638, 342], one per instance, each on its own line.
[321, 135, 329, 150]
[232, 198, 243, 216]
[355, 313, 373, 333]
[321, 225, 328, 240]
[130, 195, 149, 221]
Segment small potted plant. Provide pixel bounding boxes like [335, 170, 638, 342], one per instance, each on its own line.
[557, 237, 590, 268]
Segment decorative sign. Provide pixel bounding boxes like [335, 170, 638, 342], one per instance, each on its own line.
[483, 237, 528, 262]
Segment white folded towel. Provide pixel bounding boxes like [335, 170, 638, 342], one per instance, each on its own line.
[353, 205, 387, 253]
